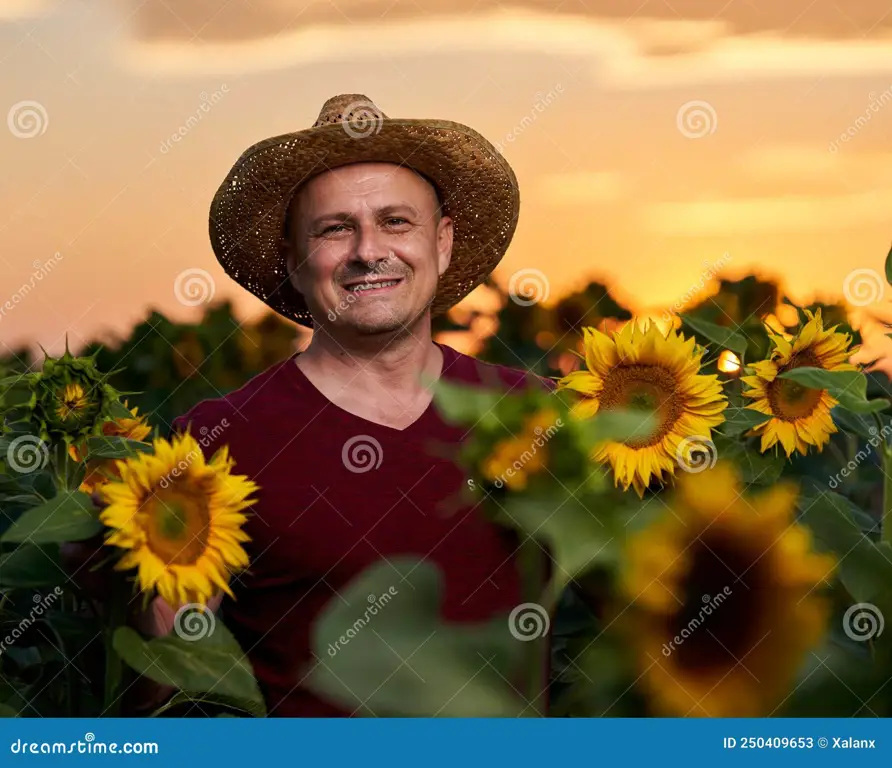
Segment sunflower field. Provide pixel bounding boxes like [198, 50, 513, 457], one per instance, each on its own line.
[0, 268, 890, 718]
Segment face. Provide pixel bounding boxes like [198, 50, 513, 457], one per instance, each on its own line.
[286, 162, 453, 336]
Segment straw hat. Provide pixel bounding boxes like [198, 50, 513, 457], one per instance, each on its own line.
[208, 93, 521, 328]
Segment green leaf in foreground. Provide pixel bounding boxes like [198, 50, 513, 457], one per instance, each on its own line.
[885, 243, 892, 286]
[777, 367, 889, 415]
[499, 493, 616, 587]
[798, 490, 892, 605]
[306, 558, 526, 717]
[85, 435, 154, 460]
[114, 622, 264, 708]
[1, 491, 101, 544]
[575, 408, 658, 448]
[679, 315, 749, 357]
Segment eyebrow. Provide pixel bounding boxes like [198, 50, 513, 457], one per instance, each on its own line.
[308, 204, 420, 230]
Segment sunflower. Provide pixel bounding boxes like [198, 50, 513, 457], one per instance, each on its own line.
[23, 341, 125, 445]
[98, 431, 258, 607]
[742, 309, 856, 457]
[69, 402, 153, 493]
[621, 463, 835, 717]
[480, 408, 559, 491]
[556, 321, 727, 496]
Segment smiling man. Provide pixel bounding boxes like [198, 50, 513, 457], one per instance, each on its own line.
[160, 94, 555, 716]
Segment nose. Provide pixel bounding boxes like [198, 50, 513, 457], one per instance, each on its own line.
[353, 220, 390, 267]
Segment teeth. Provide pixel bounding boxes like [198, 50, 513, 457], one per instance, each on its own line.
[348, 280, 399, 293]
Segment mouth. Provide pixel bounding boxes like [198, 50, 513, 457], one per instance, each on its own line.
[340, 277, 404, 295]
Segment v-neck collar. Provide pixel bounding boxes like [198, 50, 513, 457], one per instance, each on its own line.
[282, 341, 458, 435]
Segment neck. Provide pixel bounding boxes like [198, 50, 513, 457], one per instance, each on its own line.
[297, 315, 442, 395]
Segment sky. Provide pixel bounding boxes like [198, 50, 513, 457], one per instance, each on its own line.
[2, 0, 892, 357]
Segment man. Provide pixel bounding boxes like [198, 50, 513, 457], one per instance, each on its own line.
[160, 94, 554, 716]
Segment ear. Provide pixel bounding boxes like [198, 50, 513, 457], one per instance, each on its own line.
[436, 215, 453, 277]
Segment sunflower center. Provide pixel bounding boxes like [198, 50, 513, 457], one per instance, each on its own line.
[669, 533, 766, 673]
[55, 382, 92, 424]
[142, 485, 211, 566]
[767, 351, 823, 421]
[599, 365, 680, 447]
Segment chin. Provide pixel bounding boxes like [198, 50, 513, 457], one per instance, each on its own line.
[347, 304, 427, 335]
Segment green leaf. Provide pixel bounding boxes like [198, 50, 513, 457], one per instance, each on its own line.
[84, 436, 153, 460]
[798, 490, 892, 605]
[712, 437, 785, 485]
[720, 406, 770, 437]
[306, 558, 526, 717]
[778, 367, 889, 414]
[885, 242, 892, 286]
[432, 379, 510, 426]
[679, 315, 749, 356]
[576, 408, 658, 447]
[158, 690, 266, 718]
[499, 493, 617, 586]
[1, 492, 101, 544]
[113, 622, 264, 706]
[107, 400, 137, 420]
[0, 545, 65, 587]
[0, 704, 18, 718]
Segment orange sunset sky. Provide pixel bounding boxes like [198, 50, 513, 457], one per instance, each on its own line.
[2, 0, 892, 358]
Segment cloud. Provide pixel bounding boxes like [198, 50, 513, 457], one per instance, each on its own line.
[737, 144, 892, 188]
[537, 171, 630, 206]
[644, 189, 892, 236]
[108, 1, 892, 81]
[0, 0, 55, 21]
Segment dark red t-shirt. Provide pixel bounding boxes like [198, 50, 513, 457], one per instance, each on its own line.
[170, 342, 554, 716]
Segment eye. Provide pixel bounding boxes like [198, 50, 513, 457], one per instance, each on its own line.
[321, 223, 348, 235]
[385, 217, 408, 226]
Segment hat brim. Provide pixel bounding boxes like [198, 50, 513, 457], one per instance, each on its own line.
[208, 119, 520, 328]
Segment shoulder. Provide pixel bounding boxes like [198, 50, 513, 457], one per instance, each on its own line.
[168, 356, 295, 446]
[438, 343, 556, 394]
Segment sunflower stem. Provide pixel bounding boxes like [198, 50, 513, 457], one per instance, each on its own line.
[518, 538, 549, 716]
[102, 578, 127, 717]
[882, 443, 892, 546]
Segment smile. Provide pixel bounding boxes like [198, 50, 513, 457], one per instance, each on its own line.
[342, 278, 403, 294]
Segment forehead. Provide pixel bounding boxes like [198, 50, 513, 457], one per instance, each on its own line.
[290, 162, 438, 216]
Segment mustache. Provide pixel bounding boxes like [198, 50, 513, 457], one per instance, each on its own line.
[337, 263, 410, 284]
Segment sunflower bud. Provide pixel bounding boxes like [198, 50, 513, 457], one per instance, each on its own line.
[24, 341, 127, 446]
